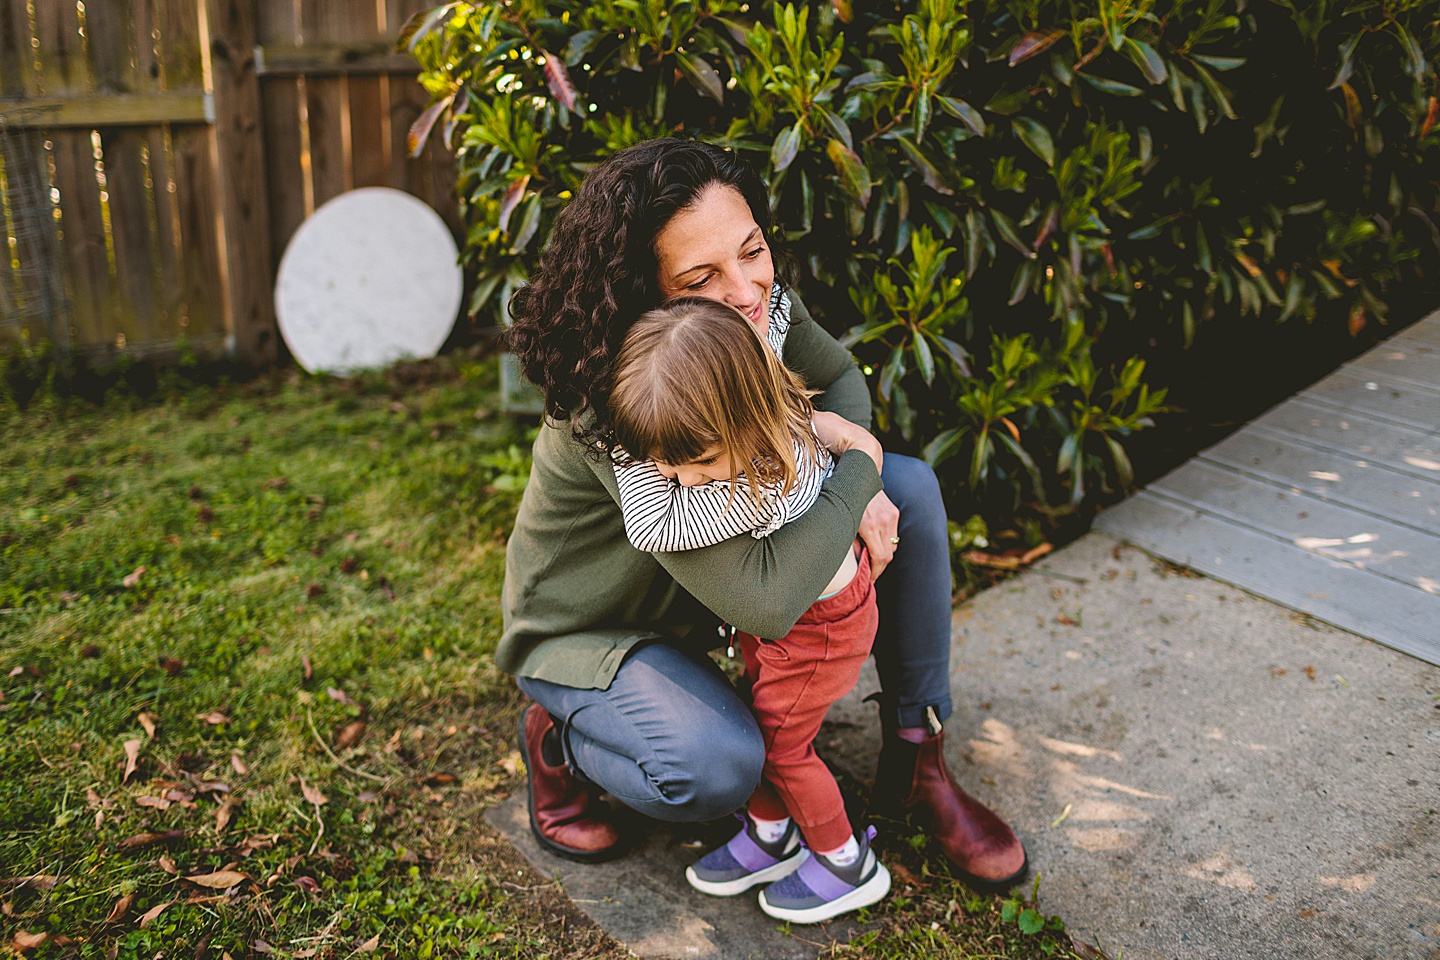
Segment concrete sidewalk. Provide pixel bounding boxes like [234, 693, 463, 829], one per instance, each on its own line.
[490, 532, 1440, 959]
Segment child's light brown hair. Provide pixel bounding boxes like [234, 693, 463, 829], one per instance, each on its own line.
[610, 297, 824, 505]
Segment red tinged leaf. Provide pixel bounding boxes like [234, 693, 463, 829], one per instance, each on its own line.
[1422, 96, 1438, 139]
[1233, 251, 1262, 278]
[543, 54, 579, 111]
[825, 139, 872, 208]
[831, 0, 853, 22]
[1010, 28, 1065, 66]
[407, 91, 456, 158]
[1348, 302, 1367, 336]
[498, 175, 531, 235]
[293, 876, 321, 896]
[1341, 82, 1361, 130]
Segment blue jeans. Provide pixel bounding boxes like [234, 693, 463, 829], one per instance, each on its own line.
[517, 453, 955, 822]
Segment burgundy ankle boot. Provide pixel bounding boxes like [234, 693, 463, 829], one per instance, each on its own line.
[870, 707, 1028, 888]
[520, 703, 623, 863]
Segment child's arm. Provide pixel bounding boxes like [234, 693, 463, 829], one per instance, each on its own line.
[613, 457, 766, 552]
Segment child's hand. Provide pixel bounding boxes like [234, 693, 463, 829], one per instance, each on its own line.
[812, 411, 883, 473]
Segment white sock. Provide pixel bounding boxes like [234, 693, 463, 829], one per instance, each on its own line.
[820, 835, 861, 866]
[749, 815, 790, 844]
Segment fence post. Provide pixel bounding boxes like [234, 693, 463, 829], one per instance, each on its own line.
[205, 0, 277, 365]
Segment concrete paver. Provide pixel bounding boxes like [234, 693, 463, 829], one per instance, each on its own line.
[492, 532, 1440, 959]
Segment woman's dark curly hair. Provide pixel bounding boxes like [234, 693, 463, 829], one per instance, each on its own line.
[507, 137, 797, 449]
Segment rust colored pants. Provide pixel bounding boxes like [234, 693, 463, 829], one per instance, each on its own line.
[738, 547, 878, 852]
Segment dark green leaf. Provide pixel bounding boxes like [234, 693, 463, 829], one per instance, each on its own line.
[922, 427, 964, 467]
[676, 50, 724, 104]
[1011, 117, 1055, 167]
[913, 334, 936, 385]
[984, 87, 1031, 115]
[937, 97, 986, 136]
[1079, 73, 1143, 97]
[1191, 54, 1245, 72]
[771, 124, 802, 173]
[507, 194, 542, 254]
[1123, 38, 1167, 84]
[896, 136, 952, 195]
[563, 30, 603, 66]
[991, 209, 1036, 259]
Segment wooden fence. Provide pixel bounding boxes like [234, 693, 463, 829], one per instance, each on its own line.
[0, 0, 457, 365]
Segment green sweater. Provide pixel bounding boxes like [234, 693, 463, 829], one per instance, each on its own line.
[496, 293, 883, 690]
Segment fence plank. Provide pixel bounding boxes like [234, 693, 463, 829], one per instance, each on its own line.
[257, 0, 305, 265]
[51, 132, 112, 347]
[206, 0, 277, 364]
[164, 0, 220, 341]
[91, 0, 160, 346]
[1, 0, 65, 345]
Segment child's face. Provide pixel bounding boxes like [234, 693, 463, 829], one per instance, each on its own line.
[653, 445, 737, 487]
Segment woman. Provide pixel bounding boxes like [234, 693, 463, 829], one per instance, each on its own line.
[498, 137, 1027, 887]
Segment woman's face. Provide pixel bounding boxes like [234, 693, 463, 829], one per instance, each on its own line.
[653, 184, 775, 334]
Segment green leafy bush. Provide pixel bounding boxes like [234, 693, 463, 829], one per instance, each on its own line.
[405, 0, 1438, 543]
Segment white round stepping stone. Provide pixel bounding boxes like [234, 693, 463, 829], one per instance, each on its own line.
[275, 187, 461, 375]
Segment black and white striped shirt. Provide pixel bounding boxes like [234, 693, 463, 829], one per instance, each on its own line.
[612, 285, 831, 552]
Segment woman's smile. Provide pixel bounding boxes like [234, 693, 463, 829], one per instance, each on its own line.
[654, 183, 775, 336]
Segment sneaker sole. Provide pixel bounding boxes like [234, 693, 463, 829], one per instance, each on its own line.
[686, 847, 809, 897]
[757, 861, 892, 924]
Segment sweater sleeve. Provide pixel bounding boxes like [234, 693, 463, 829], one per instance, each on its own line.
[782, 292, 873, 430]
[648, 448, 881, 639]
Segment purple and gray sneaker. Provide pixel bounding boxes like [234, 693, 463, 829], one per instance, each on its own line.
[758, 826, 890, 923]
[686, 814, 809, 896]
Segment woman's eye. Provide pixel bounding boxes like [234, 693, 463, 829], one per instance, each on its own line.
[688, 275, 712, 290]
[743, 245, 765, 260]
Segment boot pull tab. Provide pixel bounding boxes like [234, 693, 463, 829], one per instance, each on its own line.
[925, 705, 943, 737]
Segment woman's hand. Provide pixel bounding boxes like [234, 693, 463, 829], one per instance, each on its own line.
[858, 491, 901, 580]
[812, 411, 883, 473]
[813, 412, 894, 579]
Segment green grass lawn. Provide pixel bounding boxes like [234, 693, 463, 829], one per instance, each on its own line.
[0, 353, 1103, 959]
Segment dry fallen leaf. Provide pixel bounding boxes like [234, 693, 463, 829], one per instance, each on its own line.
[184, 870, 249, 889]
[138, 900, 173, 929]
[137, 712, 158, 739]
[158, 856, 177, 875]
[122, 739, 141, 783]
[231, 752, 249, 776]
[326, 687, 357, 708]
[301, 654, 313, 681]
[10, 930, 65, 951]
[334, 720, 366, 751]
[104, 893, 135, 925]
[196, 712, 230, 725]
[300, 778, 328, 806]
[122, 566, 146, 588]
[293, 876, 321, 896]
[136, 796, 171, 810]
[216, 796, 240, 835]
[358, 934, 381, 952]
[498, 751, 525, 777]
[117, 830, 188, 850]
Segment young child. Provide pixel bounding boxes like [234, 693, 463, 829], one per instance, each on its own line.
[607, 296, 891, 924]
